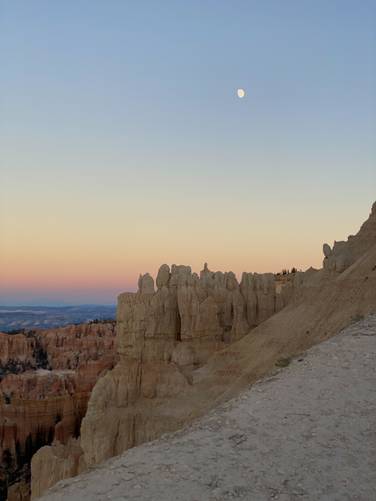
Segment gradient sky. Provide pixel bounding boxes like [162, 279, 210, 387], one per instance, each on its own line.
[1, 1, 375, 305]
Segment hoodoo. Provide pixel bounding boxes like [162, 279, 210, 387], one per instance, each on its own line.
[0, 322, 117, 500]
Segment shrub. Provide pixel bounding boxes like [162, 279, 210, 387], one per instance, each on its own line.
[275, 357, 291, 368]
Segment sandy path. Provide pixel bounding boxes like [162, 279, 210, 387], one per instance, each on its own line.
[41, 315, 376, 501]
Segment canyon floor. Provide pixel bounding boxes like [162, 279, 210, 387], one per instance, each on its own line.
[40, 314, 376, 501]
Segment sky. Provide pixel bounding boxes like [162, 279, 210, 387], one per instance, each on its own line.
[1, 1, 375, 305]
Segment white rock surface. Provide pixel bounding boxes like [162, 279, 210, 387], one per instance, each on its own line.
[40, 315, 376, 501]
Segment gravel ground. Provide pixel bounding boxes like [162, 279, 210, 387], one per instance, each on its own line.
[41, 315, 376, 501]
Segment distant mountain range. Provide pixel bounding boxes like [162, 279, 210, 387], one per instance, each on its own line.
[0, 305, 116, 332]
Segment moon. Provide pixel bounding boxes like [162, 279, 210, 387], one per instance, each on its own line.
[237, 88, 246, 98]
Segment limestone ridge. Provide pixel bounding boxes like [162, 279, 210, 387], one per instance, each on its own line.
[323, 201, 376, 273]
[118, 263, 294, 366]
[31, 264, 298, 498]
[78, 264, 296, 470]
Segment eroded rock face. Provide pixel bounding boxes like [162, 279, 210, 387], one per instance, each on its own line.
[6, 479, 29, 501]
[29, 265, 314, 498]
[0, 322, 117, 501]
[30, 263, 293, 498]
[77, 264, 294, 472]
[29, 261, 315, 498]
[30, 439, 85, 501]
[0, 333, 38, 377]
[323, 201, 376, 273]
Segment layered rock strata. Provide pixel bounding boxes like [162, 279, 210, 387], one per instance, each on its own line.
[0, 322, 117, 501]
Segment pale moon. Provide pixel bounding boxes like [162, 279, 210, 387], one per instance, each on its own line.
[237, 88, 246, 98]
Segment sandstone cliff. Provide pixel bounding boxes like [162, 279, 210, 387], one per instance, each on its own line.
[0, 322, 117, 501]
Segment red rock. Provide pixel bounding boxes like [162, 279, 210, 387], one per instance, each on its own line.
[0, 321, 117, 500]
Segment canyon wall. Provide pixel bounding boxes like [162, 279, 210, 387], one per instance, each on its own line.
[0, 322, 117, 500]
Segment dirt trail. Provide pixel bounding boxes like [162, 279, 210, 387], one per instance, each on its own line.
[40, 315, 376, 501]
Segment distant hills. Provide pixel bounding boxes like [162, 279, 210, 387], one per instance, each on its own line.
[0, 305, 116, 332]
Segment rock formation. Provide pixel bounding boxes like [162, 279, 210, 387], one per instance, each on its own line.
[0, 333, 38, 377]
[80, 263, 297, 468]
[30, 439, 84, 500]
[32, 202, 376, 500]
[31, 264, 298, 498]
[0, 322, 117, 501]
[323, 201, 376, 272]
[6, 479, 29, 501]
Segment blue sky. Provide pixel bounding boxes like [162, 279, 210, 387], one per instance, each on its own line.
[1, 1, 375, 305]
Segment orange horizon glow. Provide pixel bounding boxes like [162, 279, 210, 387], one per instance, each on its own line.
[1, 196, 374, 304]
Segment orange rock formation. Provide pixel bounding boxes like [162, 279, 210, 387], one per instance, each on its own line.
[0, 322, 117, 500]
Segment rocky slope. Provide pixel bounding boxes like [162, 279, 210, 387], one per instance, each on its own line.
[0, 322, 117, 500]
[323, 201, 376, 272]
[31, 201, 376, 499]
[38, 314, 376, 501]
